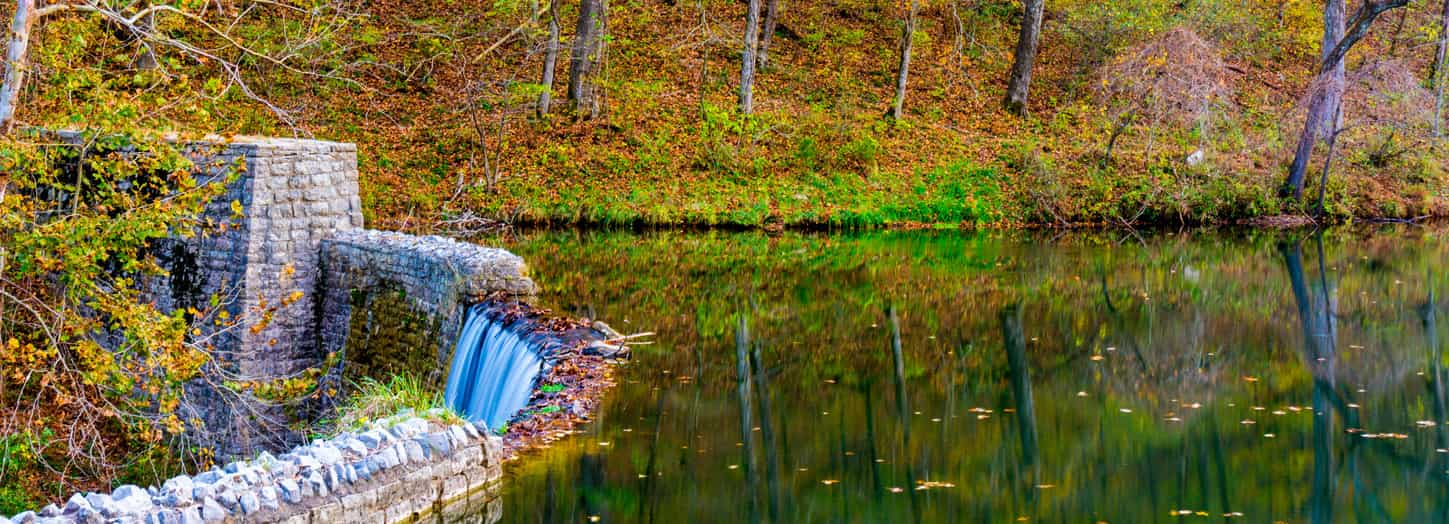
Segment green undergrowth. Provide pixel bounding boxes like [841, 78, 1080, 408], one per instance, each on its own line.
[324, 374, 461, 436]
[485, 156, 1013, 228]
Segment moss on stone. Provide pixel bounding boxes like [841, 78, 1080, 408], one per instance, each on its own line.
[343, 287, 444, 388]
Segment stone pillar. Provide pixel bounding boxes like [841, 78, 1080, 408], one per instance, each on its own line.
[156, 137, 363, 456]
[235, 139, 364, 377]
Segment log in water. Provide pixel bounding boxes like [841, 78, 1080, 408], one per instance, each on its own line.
[443, 304, 545, 431]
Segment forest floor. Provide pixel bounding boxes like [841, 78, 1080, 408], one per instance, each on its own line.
[256, 0, 1449, 232]
[19, 0, 1449, 231]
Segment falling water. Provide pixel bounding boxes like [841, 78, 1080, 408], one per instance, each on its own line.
[443, 304, 545, 431]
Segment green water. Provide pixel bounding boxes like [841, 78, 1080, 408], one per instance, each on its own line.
[485, 227, 1449, 523]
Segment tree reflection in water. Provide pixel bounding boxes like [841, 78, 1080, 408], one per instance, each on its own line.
[481, 227, 1449, 523]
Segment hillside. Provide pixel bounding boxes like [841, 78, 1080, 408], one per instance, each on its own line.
[13, 0, 1449, 231]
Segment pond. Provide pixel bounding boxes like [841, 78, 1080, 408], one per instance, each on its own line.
[478, 226, 1449, 523]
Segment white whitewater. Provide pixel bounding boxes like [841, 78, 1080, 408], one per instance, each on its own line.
[443, 304, 545, 431]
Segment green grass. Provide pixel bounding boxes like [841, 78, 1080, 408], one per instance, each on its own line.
[330, 374, 461, 433]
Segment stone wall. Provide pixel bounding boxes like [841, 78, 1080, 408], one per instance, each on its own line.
[232, 139, 363, 379]
[6, 416, 502, 524]
[151, 137, 363, 377]
[146, 138, 364, 455]
[318, 229, 538, 380]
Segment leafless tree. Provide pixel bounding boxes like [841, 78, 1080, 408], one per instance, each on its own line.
[1098, 27, 1233, 166]
[757, 0, 781, 69]
[1433, 0, 1449, 136]
[1282, 0, 1409, 199]
[1004, 0, 1044, 115]
[537, 0, 562, 117]
[568, 0, 607, 118]
[740, 0, 762, 114]
[888, 0, 920, 119]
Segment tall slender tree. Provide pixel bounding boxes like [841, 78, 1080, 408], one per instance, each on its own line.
[1003, 0, 1044, 115]
[757, 0, 781, 69]
[0, 0, 37, 132]
[1433, 0, 1449, 136]
[537, 0, 562, 116]
[1432, 0, 1449, 86]
[568, 0, 607, 118]
[740, 0, 763, 113]
[1282, 0, 1409, 198]
[888, 0, 919, 119]
[1283, 0, 1346, 198]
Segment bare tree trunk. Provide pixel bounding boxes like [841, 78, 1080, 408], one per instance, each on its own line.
[1283, 0, 1408, 198]
[1435, 0, 1449, 136]
[740, 0, 762, 114]
[537, 0, 561, 117]
[1003, 0, 1044, 115]
[567, 0, 605, 118]
[888, 0, 919, 119]
[137, 10, 158, 70]
[0, 0, 36, 133]
[757, 0, 780, 69]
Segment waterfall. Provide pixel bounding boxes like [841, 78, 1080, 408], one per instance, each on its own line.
[443, 304, 545, 431]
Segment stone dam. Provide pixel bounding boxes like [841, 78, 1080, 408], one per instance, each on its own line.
[7, 137, 553, 523]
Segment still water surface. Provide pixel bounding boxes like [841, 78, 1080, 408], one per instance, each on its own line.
[483, 227, 1449, 523]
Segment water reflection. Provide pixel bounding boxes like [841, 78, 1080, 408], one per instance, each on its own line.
[486, 226, 1449, 523]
